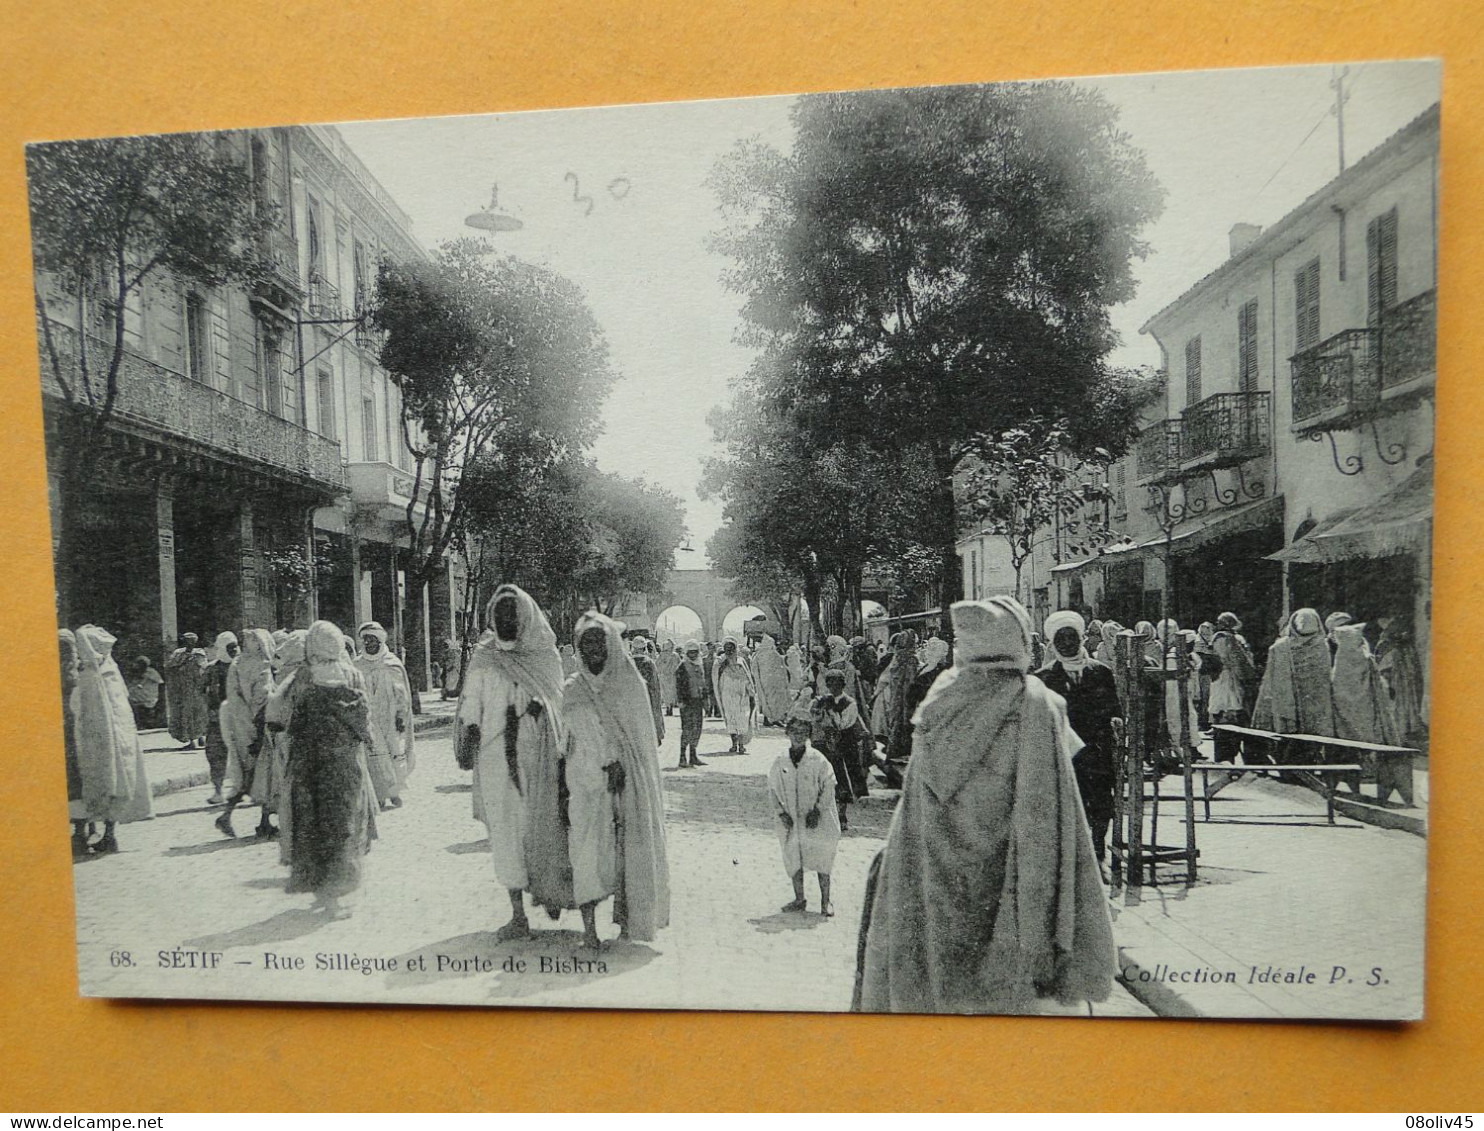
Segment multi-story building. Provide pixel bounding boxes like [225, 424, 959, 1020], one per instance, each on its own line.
[37, 125, 459, 686]
[1045, 104, 1437, 679]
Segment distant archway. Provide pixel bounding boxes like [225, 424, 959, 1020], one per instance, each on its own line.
[721, 604, 766, 637]
[655, 604, 704, 644]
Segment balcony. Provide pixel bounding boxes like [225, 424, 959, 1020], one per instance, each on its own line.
[1290, 289, 1436, 433]
[1134, 419, 1182, 484]
[39, 323, 345, 494]
[1379, 289, 1436, 399]
[306, 271, 342, 320]
[1181, 391, 1270, 472]
[1290, 328, 1379, 433]
[347, 460, 437, 527]
[255, 226, 302, 307]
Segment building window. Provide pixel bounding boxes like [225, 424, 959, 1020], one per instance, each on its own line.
[970, 549, 979, 599]
[362, 394, 378, 461]
[1113, 460, 1127, 518]
[353, 241, 369, 315]
[184, 292, 210, 383]
[1184, 336, 1202, 407]
[1367, 207, 1399, 324]
[316, 369, 336, 440]
[1295, 257, 1321, 352]
[259, 323, 283, 417]
[1237, 299, 1259, 393]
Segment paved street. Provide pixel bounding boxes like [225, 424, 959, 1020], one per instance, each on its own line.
[74, 715, 1157, 1015]
[74, 713, 1422, 1019]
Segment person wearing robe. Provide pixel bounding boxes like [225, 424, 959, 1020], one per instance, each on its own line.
[811, 668, 872, 827]
[1193, 622, 1218, 733]
[1332, 622, 1399, 746]
[1152, 619, 1202, 754]
[656, 640, 680, 717]
[702, 642, 721, 717]
[851, 637, 880, 694]
[1094, 621, 1121, 667]
[442, 637, 464, 700]
[1253, 607, 1336, 737]
[563, 611, 671, 948]
[878, 630, 921, 766]
[282, 622, 376, 919]
[1375, 615, 1427, 747]
[713, 638, 757, 752]
[1036, 610, 1121, 869]
[354, 621, 414, 809]
[784, 643, 806, 693]
[124, 656, 164, 731]
[455, 585, 570, 940]
[629, 636, 666, 746]
[753, 634, 791, 725]
[856, 597, 1117, 1015]
[71, 625, 155, 854]
[674, 641, 708, 768]
[1209, 611, 1260, 762]
[164, 633, 209, 749]
[60, 630, 89, 858]
[216, 628, 277, 839]
[877, 637, 953, 788]
[770, 715, 841, 916]
[250, 628, 305, 841]
[825, 634, 869, 708]
[201, 632, 239, 804]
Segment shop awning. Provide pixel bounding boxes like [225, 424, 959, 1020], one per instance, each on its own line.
[1049, 540, 1148, 576]
[1267, 462, 1432, 565]
[1140, 493, 1286, 557]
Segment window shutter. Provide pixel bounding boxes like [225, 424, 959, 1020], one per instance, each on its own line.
[1380, 208, 1399, 312]
[1238, 300, 1259, 393]
[1185, 336, 1202, 406]
[1295, 259, 1320, 351]
[1367, 216, 1381, 325]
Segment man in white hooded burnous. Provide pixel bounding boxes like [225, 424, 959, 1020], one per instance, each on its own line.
[456, 585, 572, 941]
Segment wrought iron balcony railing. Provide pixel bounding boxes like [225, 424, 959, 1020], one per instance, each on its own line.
[1181, 391, 1270, 471]
[256, 226, 302, 298]
[1290, 328, 1380, 431]
[1379, 288, 1436, 396]
[38, 322, 345, 492]
[306, 271, 342, 320]
[1134, 419, 1183, 484]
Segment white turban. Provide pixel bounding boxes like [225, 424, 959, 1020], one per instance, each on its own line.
[1043, 610, 1086, 641]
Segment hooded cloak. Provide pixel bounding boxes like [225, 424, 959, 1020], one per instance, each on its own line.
[72, 625, 154, 823]
[354, 621, 414, 802]
[753, 634, 792, 725]
[1258, 608, 1336, 735]
[456, 585, 571, 912]
[858, 597, 1116, 1014]
[564, 612, 671, 939]
[223, 628, 276, 796]
[1332, 623, 1399, 745]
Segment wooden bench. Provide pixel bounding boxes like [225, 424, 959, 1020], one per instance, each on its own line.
[1211, 725, 1419, 806]
[1193, 760, 1364, 825]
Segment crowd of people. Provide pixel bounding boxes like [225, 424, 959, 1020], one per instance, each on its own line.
[57, 583, 1428, 1012]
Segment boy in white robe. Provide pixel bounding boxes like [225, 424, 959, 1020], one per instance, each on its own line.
[768, 715, 841, 916]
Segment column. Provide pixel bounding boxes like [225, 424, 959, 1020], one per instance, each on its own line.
[228, 497, 259, 632]
[156, 486, 179, 646]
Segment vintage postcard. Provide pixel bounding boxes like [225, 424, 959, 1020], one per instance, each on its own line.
[29, 59, 1437, 1018]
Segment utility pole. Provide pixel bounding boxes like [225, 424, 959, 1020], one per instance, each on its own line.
[1330, 65, 1352, 175]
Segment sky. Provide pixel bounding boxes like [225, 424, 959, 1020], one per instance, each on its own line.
[336, 59, 1439, 570]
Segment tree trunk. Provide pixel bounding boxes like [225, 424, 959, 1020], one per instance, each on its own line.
[802, 567, 825, 650]
[931, 454, 962, 640]
[402, 568, 429, 710]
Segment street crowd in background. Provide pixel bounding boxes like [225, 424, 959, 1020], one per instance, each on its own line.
[54, 579, 1430, 1014]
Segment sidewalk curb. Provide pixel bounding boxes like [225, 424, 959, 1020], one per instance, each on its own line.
[1116, 948, 1204, 1019]
[146, 715, 452, 799]
[1333, 795, 1426, 837]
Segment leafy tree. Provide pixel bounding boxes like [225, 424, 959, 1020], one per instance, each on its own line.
[27, 131, 271, 617]
[372, 238, 616, 686]
[710, 81, 1164, 615]
[962, 417, 1114, 605]
[571, 472, 687, 625]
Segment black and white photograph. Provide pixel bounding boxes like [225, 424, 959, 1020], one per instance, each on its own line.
[28, 58, 1438, 1019]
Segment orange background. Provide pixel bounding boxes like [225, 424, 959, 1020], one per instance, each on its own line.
[2, 0, 1481, 1112]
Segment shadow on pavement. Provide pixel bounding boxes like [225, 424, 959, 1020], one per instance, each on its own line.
[386, 928, 656, 998]
[242, 876, 288, 890]
[435, 784, 472, 794]
[183, 907, 328, 951]
[748, 911, 828, 934]
[445, 838, 490, 855]
[166, 837, 264, 857]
